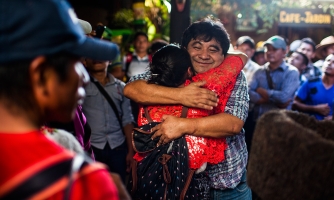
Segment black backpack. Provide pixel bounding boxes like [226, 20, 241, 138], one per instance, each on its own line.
[128, 106, 209, 200]
[129, 136, 205, 200]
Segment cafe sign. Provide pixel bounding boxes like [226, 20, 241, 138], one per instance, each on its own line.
[279, 8, 332, 27]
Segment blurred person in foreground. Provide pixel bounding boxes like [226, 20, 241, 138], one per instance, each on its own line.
[0, 0, 130, 199]
[293, 54, 334, 120]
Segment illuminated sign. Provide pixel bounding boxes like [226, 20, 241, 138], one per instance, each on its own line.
[278, 8, 332, 27]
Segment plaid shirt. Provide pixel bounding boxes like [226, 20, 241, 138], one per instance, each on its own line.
[128, 71, 249, 190]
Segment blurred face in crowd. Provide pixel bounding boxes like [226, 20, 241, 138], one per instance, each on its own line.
[85, 59, 109, 73]
[253, 52, 266, 66]
[323, 54, 334, 76]
[187, 39, 224, 73]
[264, 44, 285, 65]
[288, 52, 307, 73]
[297, 43, 315, 61]
[134, 35, 149, 55]
[235, 43, 255, 60]
[325, 44, 334, 56]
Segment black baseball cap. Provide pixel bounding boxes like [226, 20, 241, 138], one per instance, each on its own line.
[0, 0, 119, 64]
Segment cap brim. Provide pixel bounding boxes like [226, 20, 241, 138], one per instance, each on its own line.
[67, 37, 119, 61]
[264, 41, 285, 50]
[263, 41, 274, 48]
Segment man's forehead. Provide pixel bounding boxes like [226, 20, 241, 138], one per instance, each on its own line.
[264, 44, 280, 51]
[292, 52, 301, 58]
[299, 43, 313, 50]
[189, 38, 221, 47]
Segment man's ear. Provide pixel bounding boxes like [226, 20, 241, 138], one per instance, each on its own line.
[29, 56, 50, 107]
[187, 67, 194, 77]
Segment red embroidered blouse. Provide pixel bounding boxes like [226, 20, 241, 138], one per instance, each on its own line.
[135, 56, 244, 169]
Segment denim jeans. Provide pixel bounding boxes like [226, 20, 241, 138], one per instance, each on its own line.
[92, 141, 127, 183]
[210, 171, 252, 200]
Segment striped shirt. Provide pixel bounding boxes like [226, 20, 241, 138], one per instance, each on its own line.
[128, 70, 249, 189]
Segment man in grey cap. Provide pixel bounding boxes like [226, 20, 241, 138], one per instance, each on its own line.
[248, 35, 300, 122]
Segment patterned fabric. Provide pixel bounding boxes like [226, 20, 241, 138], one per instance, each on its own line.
[129, 137, 203, 200]
[136, 56, 243, 169]
[128, 57, 250, 190]
[302, 63, 322, 80]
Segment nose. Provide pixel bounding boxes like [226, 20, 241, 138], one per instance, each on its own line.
[76, 62, 90, 85]
[198, 49, 210, 60]
[75, 62, 89, 104]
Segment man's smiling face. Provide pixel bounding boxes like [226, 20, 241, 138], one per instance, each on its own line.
[187, 38, 224, 74]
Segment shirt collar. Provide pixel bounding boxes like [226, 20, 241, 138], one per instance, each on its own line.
[265, 61, 288, 71]
[90, 73, 116, 85]
[133, 51, 149, 60]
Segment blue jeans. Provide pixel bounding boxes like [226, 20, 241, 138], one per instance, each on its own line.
[210, 171, 252, 200]
[92, 141, 127, 183]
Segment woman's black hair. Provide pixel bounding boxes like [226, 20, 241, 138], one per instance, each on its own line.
[147, 44, 193, 87]
[181, 16, 230, 57]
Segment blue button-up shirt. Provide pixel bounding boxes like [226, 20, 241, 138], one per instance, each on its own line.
[249, 61, 300, 121]
[83, 74, 134, 150]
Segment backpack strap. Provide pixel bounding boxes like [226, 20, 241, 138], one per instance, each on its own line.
[90, 76, 125, 135]
[265, 66, 275, 90]
[124, 53, 134, 78]
[131, 160, 138, 196]
[1, 154, 90, 200]
[180, 169, 195, 200]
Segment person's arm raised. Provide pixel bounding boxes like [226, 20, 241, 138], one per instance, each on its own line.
[124, 80, 218, 110]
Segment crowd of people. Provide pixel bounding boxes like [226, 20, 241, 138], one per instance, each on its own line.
[1, 0, 334, 199]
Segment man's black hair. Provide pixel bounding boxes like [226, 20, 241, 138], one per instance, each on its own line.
[0, 52, 78, 115]
[148, 44, 193, 87]
[293, 51, 309, 66]
[301, 37, 316, 52]
[181, 17, 230, 57]
[133, 31, 148, 42]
